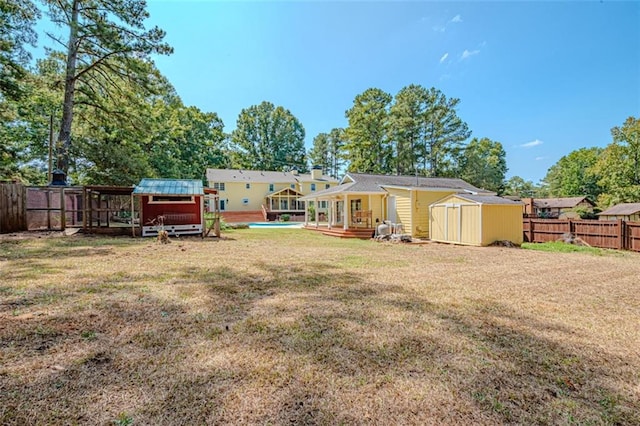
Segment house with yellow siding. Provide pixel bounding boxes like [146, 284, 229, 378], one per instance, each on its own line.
[300, 172, 492, 239]
[206, 166, 339, 222]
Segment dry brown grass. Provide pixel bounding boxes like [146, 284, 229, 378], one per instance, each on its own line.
[1, 229, 639, 425]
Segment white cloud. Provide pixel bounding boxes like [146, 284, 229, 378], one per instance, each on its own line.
[521, 139, 544, 148]
[439, 53, 449, 64]
[460, 49, 480, 60]
[535, 156, 545, 161]
[432, 25, 445, 33]
[450, 14, 462, 23]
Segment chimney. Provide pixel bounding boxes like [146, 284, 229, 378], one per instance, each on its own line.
[311, 165, 322, 180]
[291, 167, 299, 176]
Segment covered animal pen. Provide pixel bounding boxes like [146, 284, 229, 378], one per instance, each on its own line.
[430, 194, 523, 246]
[133, 178, 205, 237]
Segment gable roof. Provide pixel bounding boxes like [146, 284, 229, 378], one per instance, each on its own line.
[300, 172, 487, 200]
[598, 203, 640, 216]
[133, 178, 203, 195]
[344, 172, 487, 193]
[206, 168, 338, 184]
[443, 193, 523, 205]
[533, 197, 594, 209]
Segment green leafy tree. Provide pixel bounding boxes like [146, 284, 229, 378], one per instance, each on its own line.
[149, 97, 228, 182]
[231, 101, 306, 171]
[327, 128, 346, 178]
[541, 147, 603, 201]
[0, 57, 63, 183]
[389, 84, 429, 175]
[344, 88, 392, 174]
[308, 132, 330, 174]
[503, 175, 539, 198]
[0, 0, 39, 102]
[308, 128, 346, 178]
[43, 0, 172, 174]
[421, 87, 471, 177]
[594, 117, 640, 206]
[458, 137, 507, 192]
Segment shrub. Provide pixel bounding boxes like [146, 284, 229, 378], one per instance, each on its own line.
[280, 214, 290, 222]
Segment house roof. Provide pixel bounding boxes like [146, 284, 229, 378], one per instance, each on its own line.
[442, 193, 523, 205]
[205, 168, 338, 184]
[533, 197, 593, 209]
[133, 178, 203, 195]
[597, 203, 640, 216]
[300, 172, 487, 200]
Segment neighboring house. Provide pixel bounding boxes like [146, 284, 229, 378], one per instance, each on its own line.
[133, 178, 205, 237]
[300, 172, 494, 239]
[597, 203, 640, 221]
[206, 166, 339, 222]
[533, 197, 595, 218]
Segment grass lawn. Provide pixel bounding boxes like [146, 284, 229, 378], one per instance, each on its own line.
[1, 229, 639, 425]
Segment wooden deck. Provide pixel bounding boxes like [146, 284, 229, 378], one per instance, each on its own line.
[304, 224, 375, 239]
[220, 211, 265, 223]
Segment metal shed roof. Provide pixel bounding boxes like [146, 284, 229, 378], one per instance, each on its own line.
[442, 193, 524, 205]
[133, 178, 203, 195]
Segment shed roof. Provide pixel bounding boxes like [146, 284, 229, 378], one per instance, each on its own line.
[441, 193, 523, 205]
[133, 178, 203, 195]
[597, 203, 640, 216]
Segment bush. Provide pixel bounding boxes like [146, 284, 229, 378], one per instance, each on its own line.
[280, 214, 290, 222]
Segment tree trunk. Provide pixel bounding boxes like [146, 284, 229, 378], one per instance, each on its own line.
[56, 0, 79, 174]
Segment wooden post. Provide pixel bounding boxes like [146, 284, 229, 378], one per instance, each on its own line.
[528, 218, 534, 242]
[46, 189, 51, 230]
[568, 219, 573, 235]
[131, 193, 136, 238]
[60, 188, 66, 230]
[617, 219, 624, 250]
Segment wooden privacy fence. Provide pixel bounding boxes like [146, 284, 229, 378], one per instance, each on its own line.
[523, 218, 640, 252]
[0, 182, 27, 233]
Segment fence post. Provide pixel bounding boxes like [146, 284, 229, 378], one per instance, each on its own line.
[528, 218, 534, 242]
[618, 219, 625, 250]
[568, 219, 573, 235]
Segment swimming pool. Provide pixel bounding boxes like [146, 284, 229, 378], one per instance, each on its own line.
[248, 222, 304, 228]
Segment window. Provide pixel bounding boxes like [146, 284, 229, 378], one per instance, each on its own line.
[319, 201, 327, 209]
[212, 182, 225, 191]
[245, 183, 251, 189]
[269, 183, 274, 192]
[311, 183, 316, 191]
[219, 199, 226, 211]
[290, 184, 295, 189]
[242, 198, 249, 205]
[149, 195, 194, 204]
[325, 184, 330, 189]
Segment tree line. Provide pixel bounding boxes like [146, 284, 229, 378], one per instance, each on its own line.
[502, 116, 639, 208]
[2, 0, 635, 205]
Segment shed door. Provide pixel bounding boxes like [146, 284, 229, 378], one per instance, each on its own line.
[446, 205, 460, 242]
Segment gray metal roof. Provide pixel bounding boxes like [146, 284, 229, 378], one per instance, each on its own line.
[346, 173, 487, 193]
[206, 168, 338, 184]
[133, 178, 203, 195]
[598, 203, 640, 216]
[440, 193, 524, 205]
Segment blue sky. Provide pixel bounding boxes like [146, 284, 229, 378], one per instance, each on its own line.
[40, 1, 640, 183]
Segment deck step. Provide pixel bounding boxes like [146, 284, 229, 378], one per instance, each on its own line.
[304, 226, 374, 239]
